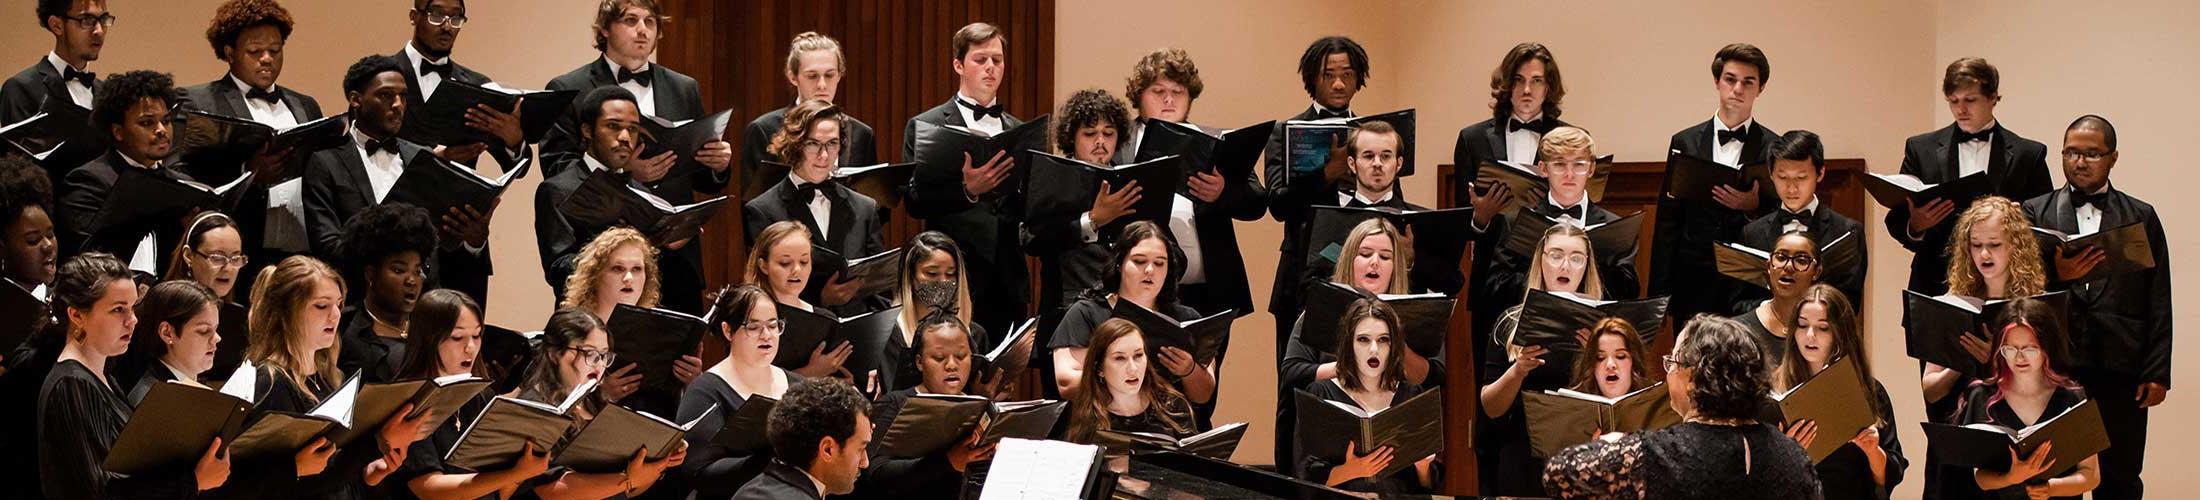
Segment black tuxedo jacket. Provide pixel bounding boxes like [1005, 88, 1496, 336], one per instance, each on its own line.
[56, 151, 196, 270]
[1448, 116, 1576, 206]
[2, 58, 109, 182]
[732, 460, 824, 500]
[901, 98, 1029, 309]
[299, 134, 492, 302]
[2024, 187, 2172, 384]
[1649, 119, 1779, 321]
[741, 177, 885, 257]
[1263, 105, 1348, 315]
[390, 48, 522, 170]
[1116, 121, 1269, 317]
[739, 105, 881, 178]
[1734, 204, 1870, 309]
[533, 159, 590, 302]
[1887, 123, 2053, 295]
[540, 59, 710, 178]
[174, 76, 325, 276]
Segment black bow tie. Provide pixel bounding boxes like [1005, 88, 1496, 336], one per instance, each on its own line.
[2069, 186, 2102, 209]
[958, 98, 1004, 121]
[1774, 208, 1812, 229]
[362, 137, 400, 156]
[244, 87, 281, 105]
[1954, 126, 1997, 144]
[1313, 106, 1352, 120]
[615, 66, 653, 86]
[1546, 202, 1586, 221]
[790, 181, 830, 200]
[61, 67, 95, 87]
[418, 60, 453, 79]
[1508, 116, 1555, 135]
[1716, 126, 1749, 146]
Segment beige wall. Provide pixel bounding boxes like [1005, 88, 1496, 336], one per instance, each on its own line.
[2, 0, 602, 329]
[1065, 1, 2197, 497]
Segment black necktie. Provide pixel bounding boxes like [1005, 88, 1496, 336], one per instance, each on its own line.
[1548, 202, 1585, 222]
[362, 137, 399, 156]
[1716, 125, 1749, 145]
[244, 87, 281, 105]
[61, 67, 95, 87]
[958, 98, 1003, 121]
[1508, 116, 1554, 135]
[615, 66, 653, 87]
[1954, 125, 1997, 144]
[418, 60, 453, 79]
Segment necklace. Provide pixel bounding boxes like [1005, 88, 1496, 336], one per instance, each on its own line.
[364, 306, 408, 337]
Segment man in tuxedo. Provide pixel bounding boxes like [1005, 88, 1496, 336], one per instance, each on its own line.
[1021, 89, 1134, 322]
[302, 55, 492, 303]
[1478, 127, 1639, 331]
[537, 86, 638, 306]
[177, 0, 323, 302]
[56, 70, 188, 276]
[1736, 130, 1866, 307]
[735, 379, 871, 500]
[395, 0, 527, 170]
[540, 0, 732, 185]
[902, 22, 1026, 343]
[1888, 57, 2053, 298]
[741, 99, 885, 316]
[740, 32, 880, 178]
[1457, 42, 1579, 380]
[2023, 115, 2169, 500]
[1649, 43, 1781, 329]
[3, 0, 115, 180]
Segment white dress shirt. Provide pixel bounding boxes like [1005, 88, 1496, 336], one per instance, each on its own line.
[45, 52, 91, 109]
[404, 42, 450, 101]
[1781, 196, 1821, 234]
[2074, 184, 2109, 236]
[1504, 114, 1544, 163]
[231, 74, 298, 128]
[232, 74, 311, 253]
[1956, 121, 1997, 179]
[1339, 188, 1395, 207]
[1711, 114, 1755, 167]
[354, 129, 406, 203]
[1168, 194, 1206, 284]
[605, 56, 657, 117]
[954, 92, 1004, 136]
[789, 173, 831, 232]
[1547, 193, 1590, 227]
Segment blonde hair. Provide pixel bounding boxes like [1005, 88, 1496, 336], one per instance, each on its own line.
[783, 31, 845, 76]
[1945, 196, 2046, 298]
[1539, 126, 1595, 161]
[1328, 218, 1412, 294]
[562, 227, 662, 312]
[745, 221, 814, 301]
[1522, 223, 1605, 301]
[245, 256, 346, 401]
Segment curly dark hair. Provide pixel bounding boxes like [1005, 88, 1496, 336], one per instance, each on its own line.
[336, 202, 437, 284]
[342, 54, 403, 94]
[1125, 48, 1203, 113]
[204, 0, 294, 60]
[92, 70, 176, 132]
[34, 0, 73, 28]
[0, 156, 52, 229]
[768, 377, 869, 469]
[1053, 88, 1128, 159]
[1297, 36, 1369, 99]
[767, 99, 842, 166]
[1673, 314, 1770, 421]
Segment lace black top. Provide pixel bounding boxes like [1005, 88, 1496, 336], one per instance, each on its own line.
[1543, 421, 1820, 499]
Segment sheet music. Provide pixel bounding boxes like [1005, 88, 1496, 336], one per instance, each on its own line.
[979, 438, 1099, 500]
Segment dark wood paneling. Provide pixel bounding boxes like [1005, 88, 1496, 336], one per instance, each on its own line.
[659, 0, 1055, 290]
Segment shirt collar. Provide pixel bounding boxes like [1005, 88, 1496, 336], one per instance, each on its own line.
[160, 360, 207, 388]
[227, 73, 273, 95]
[788, 172, 827, 189]
[602, 55, 650, 79]
[404, 41, 450, 68]
[351, 127, 393, 153]
[1712, 113, 1755, 134]
[582, 153, 612, 173]
[796, 464, 828, 497]
[954, 91, 995, 109]
[1547, 193, 1588, 217]
[1784, 196, 1820, 215]
[45, 52, 83, 74]
[1312, 101, 1352, 118]
[117, 151, 159, 170]
[1347, 188, 1393, 206]
[2087, 182, 2112, 196]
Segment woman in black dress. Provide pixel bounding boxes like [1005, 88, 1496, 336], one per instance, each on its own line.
[119, 280, 225, 405]
[383, 289, 545, 499]
[677, 285, 794, 500]
[1477, 222, 1602, 496]
[1048, 221, 1214, 406]
[509, 308, 688, 499]
[750, 220, 853, 379]
[856, 312, 1000, 498]
[334, 203, 436, 385]
[1062, 318, 1198, 450]
[39, 253, 228, 498]
[1955, 297, 2099, 499]
[1543, 315, 1819, 499]
[1922, 197, 2049, 499]
[1295, 298, 1436, 493]
[1772, 285, 1906, 499]
[880, 231, 994, 394]
[553, 226, 659, 412]
[1730, 230, 1823, 363]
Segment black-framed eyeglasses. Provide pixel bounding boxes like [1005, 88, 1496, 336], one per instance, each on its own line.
[566, 347, 615, 366]
[65, 13, 116, 29]
[415, 10, 468, 28]
[1770, 252, 1818, 271]
[2061, 150, 2111, 163]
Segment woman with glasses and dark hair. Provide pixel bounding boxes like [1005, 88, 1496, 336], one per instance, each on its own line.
[1543, 315, 1818, 498]
[1952, 297, 2099, 499]
[1729, 230, 1823, 363]
[676, 285, 796, 500]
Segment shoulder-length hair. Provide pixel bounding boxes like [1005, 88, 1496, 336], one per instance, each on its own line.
[768, 99, 844, 167]
[562, 227, 661, 313]
[1328, 218, 1412, 295]
[1522, 223, 1604, 301]
[246, 255, 346, 401]
[516, 307, 610, 414]
[1065, 318, 1194, 444]
[1945, 196, 2045, 298]
[396, 289, 483, 380]
[1085, 221, 1183, 306]
[1567, 317, 1654, 394]
[1976, 296, 2081, 409]
[744, 221, 813, 302]
[1332, 298, 1406, 392]
[896, 231, 972, 333]
[1488, 42, 1565, 122]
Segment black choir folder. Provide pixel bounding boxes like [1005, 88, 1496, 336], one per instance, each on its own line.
[809, 247, 903, 302]
[2034, 222, 2157, 281]
[1902, 290, 2070, 377]
[872, 395, 1066, 458]
[94, 169, 254, 234]
[1283, 108, 1416, 180]
[708, 395, 776, 453]
[1662, 150, 1770, 204]
[908, 115, 1051, 197]
[1923, 399, 2108, 479]
[383, 153, 532, 227]
[1, 109, 70, 162]
[637, 108, 733, 176]
[1499, 209, 1645, 261]
[559, 168, 729, 246]
[1109, 300, 1234, 364]
[1512, 289, 1670, 379]
[1767, 356, 1877, 463]
[1094, 421, 1249, 460]
[445, 378, 599, 472]
[553, 403, 715, 473]
[1860, 171, 1992, 210]
[0, 279, 46, 356]
[1713, 231, 1862, 289]
[175, 110, 350, 179]
[1522, 383, 1683, 458]
[401, 80, 575, 146]
[1025, 152, 1185, 233]
[745, 161, 919, 209]
[4, 95, 104, 171]
[1305, 205, 1476, 277]
[1296, 282, 1449, 358]
[774, 305, 899, 377]
[105, 379, 251, 475]
[1131, 118, 1274, 182]
[1473, 156, 1617, 214]
[606, 304, 708, 394]
[978, 317, 1041, 376]
[1294, 388, 1445, 477]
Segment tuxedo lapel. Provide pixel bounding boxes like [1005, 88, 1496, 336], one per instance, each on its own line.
[392, 49, 427, 106]
[207, 78, 249, 118]
[1483, 123, 1508, 162]
[334, 139, 375, 206]
[940, 99, 968, 127]
[825, 186, 856, 250]
[1988, 128, 2015, 191]
[1930, 127, 1955, 183]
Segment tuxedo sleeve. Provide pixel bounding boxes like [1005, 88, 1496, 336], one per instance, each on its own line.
[2143, 211, 2174, 385]
[535, 181, 579, 296]
[300, 157, 347, 257]
[738, 118, 772, 184]
[1019, 207, 1088, 256]
[1647, 135, 1688, 297]
[0, 78, 38, 125]
[739, 202, 771, 248]
[1452, 128, 1478, 210]
[536, 79, 584, 176]
[900, 117, 978, 218]
[1886, 143, 1931, 249]
[846, 123, 880, 169]
[55, 167, 103, 256]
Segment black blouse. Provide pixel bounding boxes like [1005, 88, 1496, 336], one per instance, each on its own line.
[1817, 379, 1909, 500]
[205, 365, 382, 500]
[1295, 379, 1435, 494]
[336, 306, 407, 385]
[1728, 303, 1789, 365]
[38, 359, 199, 499]
[1954, 384, 2090, 500]
[879, 320, 990, 395]
[851, 388, 969, 498]
[380, 392, 496, 499]
[1044, 296, 1199, 350]
[1543, 421, 1820, 499]
[676, 368, 796, 500]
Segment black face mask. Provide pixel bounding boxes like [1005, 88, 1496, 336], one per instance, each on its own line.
[913, 280, 958, 315]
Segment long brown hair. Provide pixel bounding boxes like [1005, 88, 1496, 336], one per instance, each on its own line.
[1521, 223, 1604, 301]
[396, 289, 483, 380]
[245, 255, 346, 401]
[1488, 42, 1565, 122]
[1332, 299, 1406, 392]
[1567, 317, 1653, 393]
[1065, 318, 1193, 444]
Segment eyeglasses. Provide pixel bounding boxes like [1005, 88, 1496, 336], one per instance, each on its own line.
[1541, 250, 1588, 268]
[1662, 354, 1689, 372]
[193, 250, 248, 270]
[1770, 252, 1818, 271]
[2061, 150, 2111, 163]
[1998, 345, 2042, 360]
[416, 10, 468, 28]
[65, 13, 117, 29]
[799, 139, 843, 154]
[566, 346, 615, 366]
[741, 319, 787, 336]
[1542, 159, 1595, 176]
